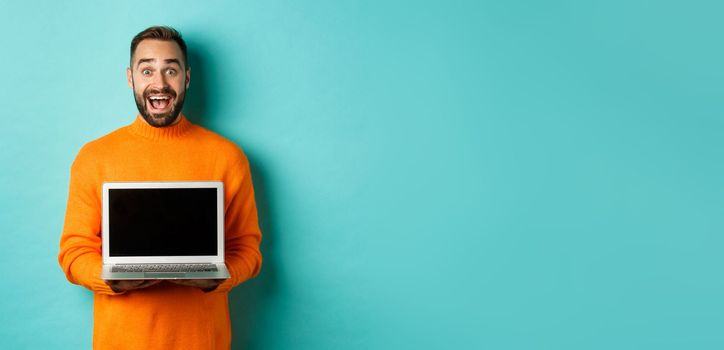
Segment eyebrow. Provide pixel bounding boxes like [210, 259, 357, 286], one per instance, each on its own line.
[136, 58, 182, 68]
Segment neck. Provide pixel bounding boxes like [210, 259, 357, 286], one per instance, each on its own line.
[129, 113, 192, 141]
[139, 114, 183, 128]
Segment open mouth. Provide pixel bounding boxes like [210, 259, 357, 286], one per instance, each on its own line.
[146, 94, 174, 113]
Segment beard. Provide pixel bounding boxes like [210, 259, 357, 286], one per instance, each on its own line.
[132, 83, 187, 128]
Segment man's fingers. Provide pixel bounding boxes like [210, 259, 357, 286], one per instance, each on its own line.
[120, 280, 145, 288]
[105, 279, 161, 293]
[168, 279, 224, 290]
[105, 279, 221, 293]
[139, 280, 161, 287]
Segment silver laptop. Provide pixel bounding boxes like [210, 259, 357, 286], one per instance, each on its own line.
[101, 181, 231, 280]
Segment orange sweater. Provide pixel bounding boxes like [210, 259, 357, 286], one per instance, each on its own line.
[58, 115, 262, 349]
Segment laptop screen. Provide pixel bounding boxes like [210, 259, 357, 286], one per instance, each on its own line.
[108, 188, 218, 257]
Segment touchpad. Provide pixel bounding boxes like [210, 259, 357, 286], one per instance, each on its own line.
[144, 272, 185, 278]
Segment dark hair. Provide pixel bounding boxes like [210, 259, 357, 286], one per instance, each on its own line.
[130, 26, 188, 69]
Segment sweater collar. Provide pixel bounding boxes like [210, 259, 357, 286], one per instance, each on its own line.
[128, 114, 193, 141]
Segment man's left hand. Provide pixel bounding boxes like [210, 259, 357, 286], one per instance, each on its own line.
[169, 279, 225, 292]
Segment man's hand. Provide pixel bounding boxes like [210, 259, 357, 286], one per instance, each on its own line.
[169, 279, 225, 292]
[105, 279, 161, 293]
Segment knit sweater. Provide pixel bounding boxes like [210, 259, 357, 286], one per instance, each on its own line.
[58, 114, 262, 349]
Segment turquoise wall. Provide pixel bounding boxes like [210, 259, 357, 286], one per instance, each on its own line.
[1, 0, 722, 348]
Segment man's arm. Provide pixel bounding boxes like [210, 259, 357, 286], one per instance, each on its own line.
[58, 146, 121, 295]
[211, 153, 263, 293]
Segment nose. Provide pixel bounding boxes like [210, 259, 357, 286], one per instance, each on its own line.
[150, 71, 169, 89]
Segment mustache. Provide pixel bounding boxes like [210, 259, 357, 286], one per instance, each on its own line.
[143, 87, 177, 98]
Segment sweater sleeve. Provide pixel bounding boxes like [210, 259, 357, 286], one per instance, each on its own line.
[58, 146, 119, 295]
[213, 153, 263, 293]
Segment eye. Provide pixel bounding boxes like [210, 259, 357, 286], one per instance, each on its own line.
[166, 68, 177, 76]
[142, 69, 152, 76]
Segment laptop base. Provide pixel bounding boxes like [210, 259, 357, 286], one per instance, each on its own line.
[101, 264, 230, 280]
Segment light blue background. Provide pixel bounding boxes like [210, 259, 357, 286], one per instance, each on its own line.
[1, 0, 722, 349]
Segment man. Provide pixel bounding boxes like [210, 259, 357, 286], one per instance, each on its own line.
[58, 26, 262, 349]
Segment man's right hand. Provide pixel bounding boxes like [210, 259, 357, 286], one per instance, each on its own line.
[104, 279, 160, 293]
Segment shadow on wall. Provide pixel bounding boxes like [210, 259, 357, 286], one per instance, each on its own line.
[184, 44, 209, 126]
[229, 158, 278, 349]
[185, 39, 278, 350]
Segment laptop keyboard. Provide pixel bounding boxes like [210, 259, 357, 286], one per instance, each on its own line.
[112, 264, 218, 273]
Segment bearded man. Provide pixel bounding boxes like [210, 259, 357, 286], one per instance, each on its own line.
[58, 26, 262, 349]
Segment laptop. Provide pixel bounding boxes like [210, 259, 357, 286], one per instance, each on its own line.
[101, 181, 231, 280]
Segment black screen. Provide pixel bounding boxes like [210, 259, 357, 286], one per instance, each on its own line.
[108, 188, 218, 256]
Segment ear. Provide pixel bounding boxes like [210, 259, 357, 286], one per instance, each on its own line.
[185, 67, 191, 89]
[126, 67, 133, 88]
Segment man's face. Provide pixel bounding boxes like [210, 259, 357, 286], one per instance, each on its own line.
[127, 39, 190, 127]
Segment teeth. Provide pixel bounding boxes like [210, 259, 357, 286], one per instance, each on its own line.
[149, 96, 170, 100]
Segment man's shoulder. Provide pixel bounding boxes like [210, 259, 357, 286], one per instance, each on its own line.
[74, 124, 130, 157]
[191, 124, 249, 165]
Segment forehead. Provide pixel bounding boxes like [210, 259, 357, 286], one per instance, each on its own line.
[132, 39, 184, 66]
